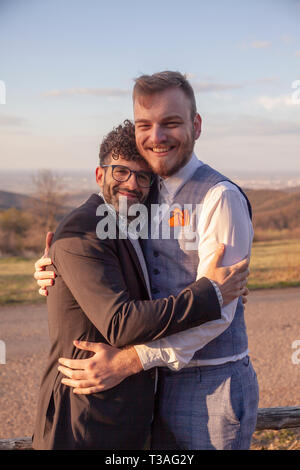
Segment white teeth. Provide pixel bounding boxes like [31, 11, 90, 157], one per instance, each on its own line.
[152, 147, 171, 153]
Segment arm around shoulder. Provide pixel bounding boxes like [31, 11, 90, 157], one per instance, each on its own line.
[51, 230, 221, 348]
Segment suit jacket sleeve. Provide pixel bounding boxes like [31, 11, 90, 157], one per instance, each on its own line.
[51, 230, 221, 348]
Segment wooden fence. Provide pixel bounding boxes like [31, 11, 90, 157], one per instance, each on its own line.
[0, 406, 299, 450]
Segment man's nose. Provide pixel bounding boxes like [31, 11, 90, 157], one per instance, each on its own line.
[150, 125, 167, 145]
[124, 172, 139, 190]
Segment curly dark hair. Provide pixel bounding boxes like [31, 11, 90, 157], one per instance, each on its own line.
[99, 119, 145, 165]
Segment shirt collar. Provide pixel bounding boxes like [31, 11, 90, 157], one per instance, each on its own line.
[159, 153, 203, 200]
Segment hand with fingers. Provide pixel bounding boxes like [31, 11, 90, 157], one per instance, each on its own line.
[58, 341, 142, 394]
[204, 244, 250, 306]
[33, 232, 55, 296]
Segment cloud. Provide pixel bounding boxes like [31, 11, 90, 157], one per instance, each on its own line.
[258, 95, 295, 110]
[255, 77, 279, 85]
[0, 113, 27, 126]
[203, 114, 300, 138]
[185, 73, 197, 80]
[191, 81, 243, 93]
[44, 82, 242, 98]
[295, 50, 300, 57]
[251, 40, 271, 49]
[236, 117, 300, 136]
[281, 34, 293, 45]
[43, 87, 130, 98]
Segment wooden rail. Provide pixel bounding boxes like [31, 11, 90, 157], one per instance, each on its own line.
[1, 406, 300, 450]
[255, 406, 300, 431]
[0, 437, 32, 450]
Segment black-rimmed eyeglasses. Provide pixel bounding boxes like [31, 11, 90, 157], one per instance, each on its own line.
[101, 164, 154, 188]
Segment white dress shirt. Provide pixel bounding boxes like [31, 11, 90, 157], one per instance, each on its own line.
[134, 154, 253, 370]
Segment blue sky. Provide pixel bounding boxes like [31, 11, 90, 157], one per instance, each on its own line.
[0, 0, 300, 174]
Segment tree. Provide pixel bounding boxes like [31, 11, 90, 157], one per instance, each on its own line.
[0, 208, 31, 254]
[31, 169, 66, 233]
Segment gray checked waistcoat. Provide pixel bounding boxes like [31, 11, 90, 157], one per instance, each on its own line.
[141, 164, 252, 360]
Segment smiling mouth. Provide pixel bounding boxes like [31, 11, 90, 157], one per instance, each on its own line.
[150, 146, 175, 155]
[117, 190, 141, 200]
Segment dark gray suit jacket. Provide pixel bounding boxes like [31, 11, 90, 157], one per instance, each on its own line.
[32, 194, 221, 450]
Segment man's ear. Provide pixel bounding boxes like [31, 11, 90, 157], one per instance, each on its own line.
[193, 113, 202, 140]
[95, 166, 105, 189]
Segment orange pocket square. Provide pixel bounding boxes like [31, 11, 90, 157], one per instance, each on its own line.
[168, 208, 190, 227]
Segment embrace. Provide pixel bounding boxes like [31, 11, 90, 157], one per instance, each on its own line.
[32, 71, 259, 450]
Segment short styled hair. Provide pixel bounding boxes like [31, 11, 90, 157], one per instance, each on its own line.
[99, 119, 144, 165]
[133, 71, 197, 120]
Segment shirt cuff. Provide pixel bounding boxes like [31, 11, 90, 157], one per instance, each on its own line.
[208, 280, 223, 307]
[134, 344, 165, 370]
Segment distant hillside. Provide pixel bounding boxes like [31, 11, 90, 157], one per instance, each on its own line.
[244, 189, 286, 209]
[1, 188, 299, 234]
[0, 190, 74, 214]
[0, 189, 94, 212]
[245, 189, 300, 231]
[0, 190, 38, 211]
[283, 186, 300, 194]
[64, 191, 93, 208]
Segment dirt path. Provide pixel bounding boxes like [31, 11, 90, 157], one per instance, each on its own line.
[245, 288, 300, 408]
[0, 288, 300, 439]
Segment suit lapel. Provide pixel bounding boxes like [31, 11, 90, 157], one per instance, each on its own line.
[126, 181, 159, 296]
[122, 237, 150, 297]
[96, 192, 151, 297]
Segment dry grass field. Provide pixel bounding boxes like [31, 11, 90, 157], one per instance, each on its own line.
[1, 238, 300, 305]
[0, 257, 41, 305]
[249, 239, 300, 290]
[251, 428, 300, 450]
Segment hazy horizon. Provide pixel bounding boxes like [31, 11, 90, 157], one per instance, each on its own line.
[1, 167, 300, 196]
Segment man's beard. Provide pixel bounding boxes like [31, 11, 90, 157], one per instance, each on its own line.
[140, 129, 196, 179]
[156, 150, 192, 178]
[102, 178, 145, 215]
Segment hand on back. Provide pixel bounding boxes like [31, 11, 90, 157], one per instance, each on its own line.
[33, 232, 55, 296]
[203, 244, 250, 306]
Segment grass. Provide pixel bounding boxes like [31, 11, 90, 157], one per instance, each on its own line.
[248, 239, 300, 290]
[0, 257, 43, 305]
[251, 428, 300, 451]
[1, 238, 300, 306]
